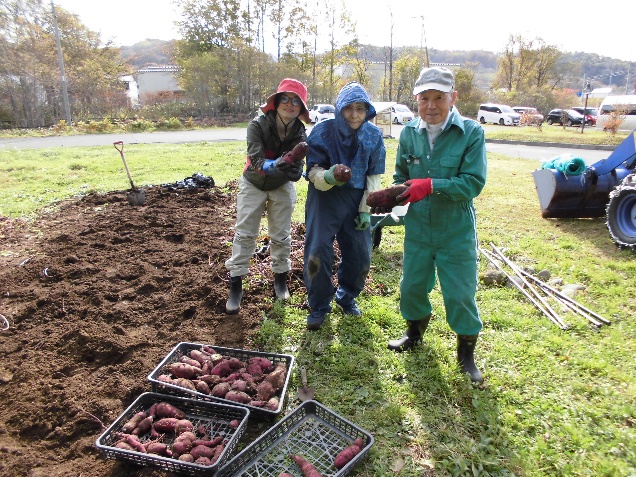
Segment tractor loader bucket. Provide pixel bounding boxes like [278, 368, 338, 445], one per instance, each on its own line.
[533, 131, 636, 219]
[532, 166, 631, 218]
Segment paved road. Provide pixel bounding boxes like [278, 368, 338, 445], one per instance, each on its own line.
[0, 126, 613, 164]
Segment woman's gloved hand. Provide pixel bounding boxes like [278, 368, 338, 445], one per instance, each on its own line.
[396, 178, 432, 204]
[323, 164, 351, 186]
[354, 212, 371, 230]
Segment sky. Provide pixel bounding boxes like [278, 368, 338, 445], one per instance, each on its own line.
[52, 0, 635, 63]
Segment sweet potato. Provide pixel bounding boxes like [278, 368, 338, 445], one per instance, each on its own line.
[178, 453, 195, 462]
[256, 380, 276, 401]
[194, 380, 211, 394]
[224, 390, 252, 404]
[265, 396, 280, 410]
[180, 356, 203, 368]
[281, 142, 308, 165]
[145, 442, 171, 456]
[332, 164, 351, 183]
[169, 362, 202, 379]
[190, 444, 216, 460]
[229, 419, 239, 429]
[333, 437, 364, 469]
[366, 184, 409, 209]
[249, 356, 273, 372]
[210, 360, 233, 377]
[199, 374, 221, 386]
[172, 378, 197, 391]
[264, 362, 287, 391]
[189, 349, 211, 364]
[279, 473, 295, 477]
[153, 417, 179, 433]
[174, 419, 194, 434]
[131, 416, 153, 436]
[290, 454, 322, 477]
[152, 402, 186, 419]
[211, 444, 225, 464]
[122, 411, 147, 434]
[211, 382, 231, 398]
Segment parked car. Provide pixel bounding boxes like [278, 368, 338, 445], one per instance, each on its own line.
[571, 107, 599, 126]
[390, 104, 415, 124]
[309, 104, 335, 123]
[597, 95, 636, 132]
[546, 109, 584, 126]
[477, 103, 521, 126]
[512, 106, 544, 125]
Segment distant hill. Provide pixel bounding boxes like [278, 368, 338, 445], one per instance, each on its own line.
[120, 39, 176, 70]
[118, 40, 633, 92]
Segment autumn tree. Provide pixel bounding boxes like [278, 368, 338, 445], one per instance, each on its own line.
[0, 0, 127, 127]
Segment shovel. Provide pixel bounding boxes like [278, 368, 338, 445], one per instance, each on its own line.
[113, 141, 146, 206]
[296, 366, 314, 402]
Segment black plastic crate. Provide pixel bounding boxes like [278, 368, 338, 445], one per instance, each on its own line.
[95, 392, 249, 476]
[216, 400, 374, 477]
[147, 342, 295, 419]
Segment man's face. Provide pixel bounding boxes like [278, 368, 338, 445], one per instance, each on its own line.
[342, 102, 367, 130]
[416, 90, 458, 125]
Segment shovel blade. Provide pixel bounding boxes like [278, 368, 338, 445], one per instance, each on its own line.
[127, 189, 146, 206]
[296, 366, 314, 401]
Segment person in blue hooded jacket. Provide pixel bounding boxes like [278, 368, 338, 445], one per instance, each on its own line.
[303, 82, 386, 330]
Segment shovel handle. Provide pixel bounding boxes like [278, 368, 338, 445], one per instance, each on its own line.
[300, 366, 307, 387]
[113, 141, 137, 190]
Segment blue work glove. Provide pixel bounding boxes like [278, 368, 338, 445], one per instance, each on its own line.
[323, 164, 346, 186]
[262, 157, 291, 175]
[354, 212, 371, 230]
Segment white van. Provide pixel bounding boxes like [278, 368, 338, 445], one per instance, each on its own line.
[596, 95, 636, 132]
[477, 103, 521, 126]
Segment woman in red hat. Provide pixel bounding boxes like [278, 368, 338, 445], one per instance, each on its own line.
[224, 78, 310, 314]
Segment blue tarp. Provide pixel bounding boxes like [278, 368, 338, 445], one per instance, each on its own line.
[541, 153, 587, 175]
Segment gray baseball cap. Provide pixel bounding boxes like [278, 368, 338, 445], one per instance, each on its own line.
[413, 66, 455, 95]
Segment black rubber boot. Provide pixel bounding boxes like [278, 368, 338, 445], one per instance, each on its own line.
[273, 272, 290, 300]
[225, 276, 243, 314]
[457, 334, 483, 384]
[387, 315, 432, 352]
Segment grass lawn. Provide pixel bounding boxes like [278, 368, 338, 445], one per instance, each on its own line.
[1, 138, 635, 476]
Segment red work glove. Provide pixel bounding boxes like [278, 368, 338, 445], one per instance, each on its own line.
[396, 178, 433, 204]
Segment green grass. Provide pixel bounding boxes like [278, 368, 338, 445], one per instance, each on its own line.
[1, 139, 635, 476]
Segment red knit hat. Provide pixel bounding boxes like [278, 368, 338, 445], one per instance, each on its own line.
[260, 78, 310, 123]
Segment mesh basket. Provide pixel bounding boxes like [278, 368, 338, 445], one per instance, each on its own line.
[147, 342, 294, 419]
[95, 392, 249, 476]
[216, 400, 374, 477]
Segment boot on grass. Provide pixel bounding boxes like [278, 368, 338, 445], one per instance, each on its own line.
[457, 334, 483, 384]
[387, 315, 432, 352]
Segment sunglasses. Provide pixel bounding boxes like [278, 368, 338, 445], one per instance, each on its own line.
[279, 95, 302, 107]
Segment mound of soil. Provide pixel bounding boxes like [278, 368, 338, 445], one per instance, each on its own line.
[0, 182, 307, 476]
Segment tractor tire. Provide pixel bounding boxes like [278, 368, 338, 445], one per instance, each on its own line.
[606, 173, 636, 250]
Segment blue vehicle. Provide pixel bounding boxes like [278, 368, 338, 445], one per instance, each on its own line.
[532, 131, 636, 249]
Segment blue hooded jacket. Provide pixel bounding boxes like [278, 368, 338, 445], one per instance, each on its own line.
[306, 82, 386, 189]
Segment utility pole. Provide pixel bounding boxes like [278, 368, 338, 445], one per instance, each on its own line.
[580, 81, 592, 134]
[411, 16, 430, 72]
[51, 1, 72, 125]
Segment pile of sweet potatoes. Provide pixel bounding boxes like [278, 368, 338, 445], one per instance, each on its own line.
[113, 401, 238, 466]
[155, 345, 288, 411]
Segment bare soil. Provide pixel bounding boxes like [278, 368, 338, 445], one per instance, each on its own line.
[0, 182, 307, 476]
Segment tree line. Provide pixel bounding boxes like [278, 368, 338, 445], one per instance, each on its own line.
[1, 0, 632, 129]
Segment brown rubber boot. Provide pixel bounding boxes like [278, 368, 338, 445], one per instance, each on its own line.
[457, 334, 483, 384]
[225, 276, 243, 314]
[387, 315, 432, 352]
